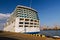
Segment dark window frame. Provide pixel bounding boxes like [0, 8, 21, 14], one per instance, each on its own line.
[19, 22, 23, 24]
[19, 25, 23, 27]
[25, 22, 29, 24]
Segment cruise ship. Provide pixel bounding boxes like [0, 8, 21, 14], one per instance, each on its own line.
[4, 5, 40, 34]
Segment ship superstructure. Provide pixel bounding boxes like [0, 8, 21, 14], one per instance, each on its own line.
[4, 5, 40, 34]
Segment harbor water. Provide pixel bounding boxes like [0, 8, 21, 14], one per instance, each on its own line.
[40, 30, 60, 37]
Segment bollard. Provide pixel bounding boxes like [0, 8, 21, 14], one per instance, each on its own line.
[42, 35, 45, 37]
[36, 34, 38, 36]
[38, 34, 40, 36]
[36, 34, 40, 37]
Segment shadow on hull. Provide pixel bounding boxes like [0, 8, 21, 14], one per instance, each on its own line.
[24, 32, 40, 34]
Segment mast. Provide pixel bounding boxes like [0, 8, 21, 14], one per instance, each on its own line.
[30, 0, 32, 8]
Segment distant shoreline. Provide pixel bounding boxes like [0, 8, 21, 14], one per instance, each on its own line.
[42, 29, 60, 30]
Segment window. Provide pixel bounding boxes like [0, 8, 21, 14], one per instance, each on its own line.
[30, 26, 33, 27]
[34, 26, 36, 27]
[29, 13, 31, 14]
[20, 16, 22, 17]
[20, 16, 24, 17]
[24, 9, 27, 13]
[29, 10, 31, 13]
[34, 20, 37, 22]
[24, 14, 26, 15]
[22, 14, 27, 16]
[24, 25, 28, 27]
[34, 18, 36, 19]
[19, 25, 23, 27]
[30, 19, 33, 21]
[30, 17, 32, 18]
[20, 18, 24, 21]
[25, 22, 29, 24]
[30, 23, 33, 25]
[19, 22, 23, 24]
[24, 11, 26, 13]
[25, 16, 27, 18]
[25, 19, 29, 21]
[34, 23, 37, 25]
[12, 21, 13, 23]
[18, 12, 21, 14]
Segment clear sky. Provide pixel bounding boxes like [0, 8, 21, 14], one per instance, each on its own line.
[0, 0, 60, 30]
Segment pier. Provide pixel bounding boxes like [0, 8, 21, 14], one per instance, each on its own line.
[0, 31, 60, 40]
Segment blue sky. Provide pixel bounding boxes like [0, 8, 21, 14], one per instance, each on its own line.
[0, 0, 60, 30]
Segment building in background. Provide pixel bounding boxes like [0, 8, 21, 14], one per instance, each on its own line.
[4, 5, 40, 34]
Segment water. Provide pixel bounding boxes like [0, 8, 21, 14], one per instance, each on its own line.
[40, 30, 60, 37]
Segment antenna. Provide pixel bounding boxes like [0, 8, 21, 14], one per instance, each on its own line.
[30, 0, 32, 8]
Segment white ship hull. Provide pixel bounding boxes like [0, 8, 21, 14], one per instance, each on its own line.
[4, 5, 40, 34]
[15, 27, 40, 34]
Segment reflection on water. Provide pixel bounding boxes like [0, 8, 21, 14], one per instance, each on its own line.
[40, 30, 60, 36]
